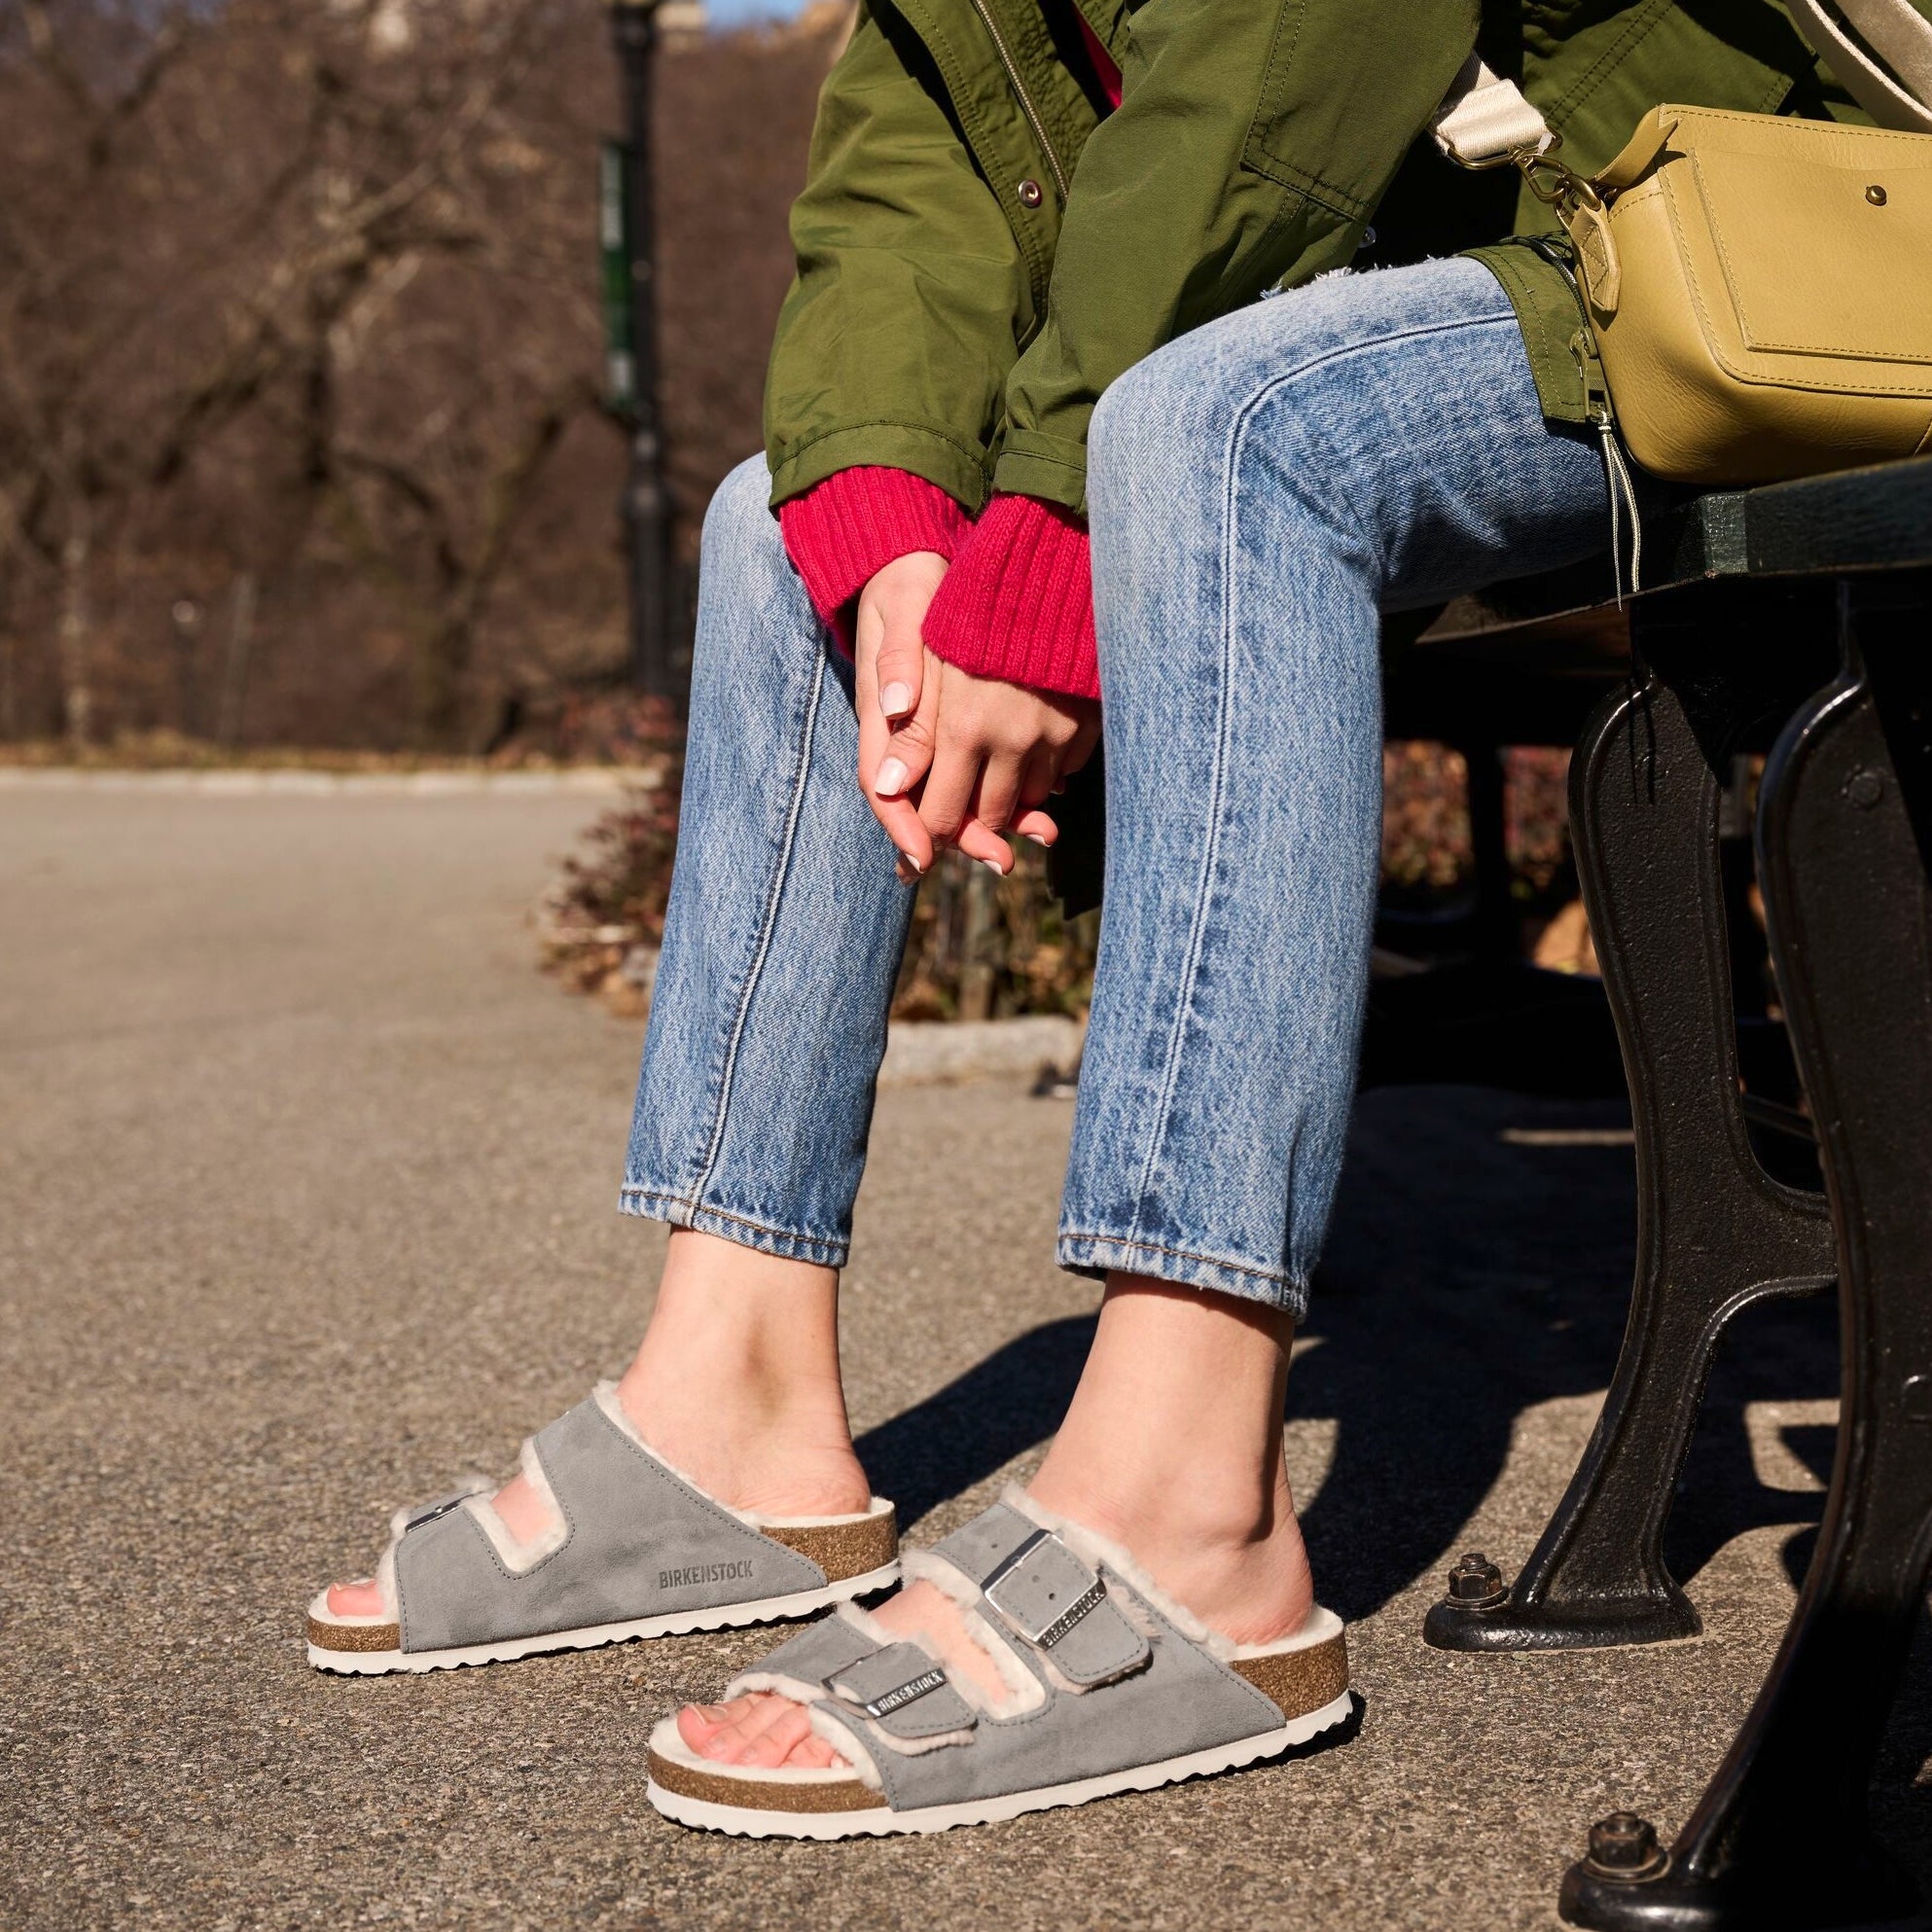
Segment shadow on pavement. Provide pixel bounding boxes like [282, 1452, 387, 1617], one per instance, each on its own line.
[851, 1084, 1928, 1879]
[855, 1314, 1095, 1527]
[857, 1086, 1851, 1628]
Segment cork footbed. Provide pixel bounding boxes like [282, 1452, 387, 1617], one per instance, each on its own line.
[647, 1628, 1351, 1816]
[760, 1507, 899, 1586]
[307, 1617, 401, 1654]
[648, 1752, 880, 1814]
[1229, 1629, 1349, 1716]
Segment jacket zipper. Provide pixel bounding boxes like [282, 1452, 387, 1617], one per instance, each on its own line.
[964, 0, 1070, 203]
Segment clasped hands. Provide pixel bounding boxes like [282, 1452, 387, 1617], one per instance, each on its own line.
[854, 550, 1100, 883]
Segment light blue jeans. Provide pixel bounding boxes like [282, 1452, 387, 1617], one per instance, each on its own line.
[622, 256, 1612, 1317]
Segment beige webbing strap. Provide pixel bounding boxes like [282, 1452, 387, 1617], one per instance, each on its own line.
[1429, 53, 1556, 167]
[1784, 0, 1932, 132]
[1431, 3, 1932, 161]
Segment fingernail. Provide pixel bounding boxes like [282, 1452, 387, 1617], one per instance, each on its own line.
[981, 858, 1007, 876]
[876, 757, 909, 797]
[879, 681, 913, 718]
[1022, 832, 1050, 846]
[899, 850, 925, 876]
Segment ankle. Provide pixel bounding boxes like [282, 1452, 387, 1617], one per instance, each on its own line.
[1029, 1454, 1288, 1562]
[614, 1232, 868, 1518]
[1023, 1274, 1313, 1644]
[1031, 1461, 1312, 1646]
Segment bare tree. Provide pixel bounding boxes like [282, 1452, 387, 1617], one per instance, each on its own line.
[0, 0, 830, 750]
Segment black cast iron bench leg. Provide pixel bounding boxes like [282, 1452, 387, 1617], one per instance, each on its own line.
[1427, 587, 1838, 1655]
[1560, 571, 1932, 1932]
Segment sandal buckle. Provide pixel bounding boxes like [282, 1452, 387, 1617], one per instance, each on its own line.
[983, 1528, 1107, 1649]
[827, 1664, 948, 1721]
[403, 1492, 472, 1534]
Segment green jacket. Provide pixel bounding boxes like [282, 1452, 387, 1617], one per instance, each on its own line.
[766, 0, 1893, 520]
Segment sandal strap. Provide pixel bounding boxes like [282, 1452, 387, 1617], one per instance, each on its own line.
[765, 1500, 1307, 1817]
[391, 1398, 825, 1653]
[935, 1506, 1150, 1689]
[824, 1641, 976, 1739]
[746, 1612, 877, 1687]
[749, 1620, 975, 1742]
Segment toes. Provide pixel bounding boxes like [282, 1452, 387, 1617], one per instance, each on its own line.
[684, 1692, 847, 1771]
[735, 1701, 819, 1769]
[326, 1579, 385, 1619]
[705, 1693, 798, 1764]
[675, 1702, 733, 1751]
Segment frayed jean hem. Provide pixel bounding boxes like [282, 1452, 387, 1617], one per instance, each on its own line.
[1055, 1232, 1310, 1319]
[617, 1187, 849, 1270]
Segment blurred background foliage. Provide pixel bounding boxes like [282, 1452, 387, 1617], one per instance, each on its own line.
[0, 0, 841, 752]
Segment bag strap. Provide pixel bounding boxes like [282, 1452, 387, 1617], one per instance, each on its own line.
[1784, 0, 1932, 132]
[1429, 54, 1556, 166]
[1431, 0, 1932, 167]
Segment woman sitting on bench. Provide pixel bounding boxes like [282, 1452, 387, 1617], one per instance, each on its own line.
[310, 0, 1902, 1837]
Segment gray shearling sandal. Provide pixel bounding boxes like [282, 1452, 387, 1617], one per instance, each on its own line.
[305, 1382, 899, 1674]
[644, 1489, 1351, 1837]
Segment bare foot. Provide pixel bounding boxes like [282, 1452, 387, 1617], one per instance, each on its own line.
[326, 1231, 870, 1619]
[675, 1573, 1011, 1769]
[1027, 1277, 1314, 1645]
[677, 1273, 1318, 1772]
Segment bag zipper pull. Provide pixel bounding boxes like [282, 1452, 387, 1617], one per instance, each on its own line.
[1570, 327, 1641, 605]
[1594, 407, 1643, 606]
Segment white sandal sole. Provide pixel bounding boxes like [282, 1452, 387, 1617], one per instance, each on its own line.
[305, 1559, 903, 1675]
[645, 1687, 1356, 1838]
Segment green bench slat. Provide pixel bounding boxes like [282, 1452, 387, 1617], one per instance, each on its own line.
[1412, 455, 1932, 655]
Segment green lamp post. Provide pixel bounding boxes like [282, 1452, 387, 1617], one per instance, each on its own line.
[604, 0, 681, 704]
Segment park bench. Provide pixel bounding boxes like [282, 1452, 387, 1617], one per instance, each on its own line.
[1380, 454, 1932, 1932]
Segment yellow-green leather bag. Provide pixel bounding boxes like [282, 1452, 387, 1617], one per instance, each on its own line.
[1433, 6, 1932, 485]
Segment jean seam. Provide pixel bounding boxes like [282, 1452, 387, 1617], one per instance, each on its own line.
[1252, 309, 1521, 575]
[1057, 1230, 1296, 1288]
[682, 648, 830, 1216]
[619, 1188, 848, 1260]
[1119, 304, 1513, 1257]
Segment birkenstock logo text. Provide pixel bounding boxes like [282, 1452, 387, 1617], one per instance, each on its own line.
[1035, 1579, 1106, 1648]
[658, 1560, 755, 1591]
[860, 1668, 947, 1719]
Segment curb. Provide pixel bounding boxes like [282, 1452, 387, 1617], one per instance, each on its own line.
[0, 767, 640, 796]
[878, 1015, 1083, 1089]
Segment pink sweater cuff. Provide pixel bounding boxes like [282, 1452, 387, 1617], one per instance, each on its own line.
[920, 495, 1099, 699]
[778, 467, 972, 630]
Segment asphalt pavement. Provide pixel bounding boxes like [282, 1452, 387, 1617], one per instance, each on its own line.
[3, 783, 1925, 1930]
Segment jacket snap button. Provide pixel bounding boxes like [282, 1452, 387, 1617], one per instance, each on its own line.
[1866, 184, 1887, 205]
[1018, 178, 1044, 208]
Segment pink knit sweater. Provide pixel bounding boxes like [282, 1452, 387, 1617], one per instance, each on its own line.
[780, 472, 1099, 700]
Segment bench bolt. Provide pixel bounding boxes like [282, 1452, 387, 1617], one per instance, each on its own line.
[1445, 1551, 1508, 1608]
[1584, 1811, 1668, 1880]
[1846, 768, 1885, 809]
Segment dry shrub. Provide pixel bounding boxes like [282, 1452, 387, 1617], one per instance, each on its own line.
[892, 849, 1096, 1022]
[540, 768, 1096, 1022]
[1381, 741, 1573, 898]
[1381, 742, 1473, 891]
